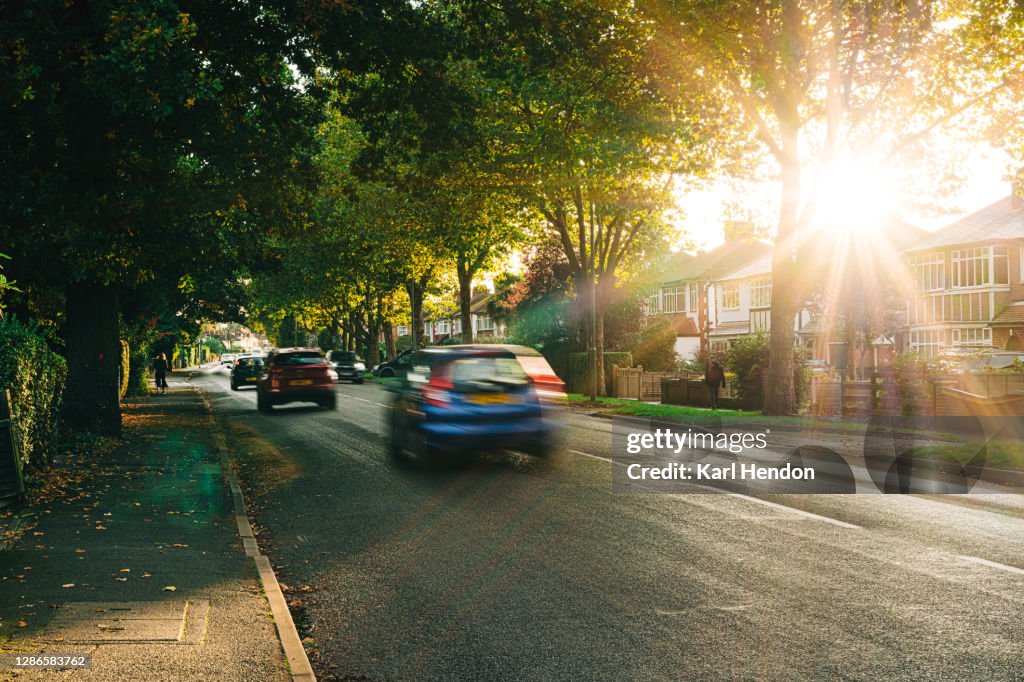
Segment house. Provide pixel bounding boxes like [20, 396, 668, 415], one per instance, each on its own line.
[903, 183, 1024, 358]
[421, 291, 506, 344]
[707, 251, 810, 355]
[646, 238, 772, 359]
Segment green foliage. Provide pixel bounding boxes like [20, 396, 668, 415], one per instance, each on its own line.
[723, 333, 808, 410]
[0, 253, 17, 317]
[568, 351, 632, 394]
[0, 318, 67, 471]
[119, 340, 130, 401]
[630, 318, 679, 372]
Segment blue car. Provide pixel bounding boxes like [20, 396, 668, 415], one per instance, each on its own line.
[386, 346, 555, 463]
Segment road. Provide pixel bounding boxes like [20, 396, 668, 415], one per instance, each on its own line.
[191, 366, 1024, 681]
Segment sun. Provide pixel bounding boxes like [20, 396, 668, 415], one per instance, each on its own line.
[809, 158, 897, 235]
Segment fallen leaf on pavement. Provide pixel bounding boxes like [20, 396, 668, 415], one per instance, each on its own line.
[163, 586, 176, 591]
[119, 568, 130, 572]
[62, 583, 75, 588]
[115, 577, 127, 582]
[17, 620, 27, 627]
[141, 572, 152, 578]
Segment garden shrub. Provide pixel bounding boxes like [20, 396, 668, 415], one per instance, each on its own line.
[0, 318, 68, 470]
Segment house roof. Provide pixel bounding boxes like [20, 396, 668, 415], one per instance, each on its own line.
[991, 301, 1024, 327]
[708, 320, 751, 337]
[665, 313, 699, 336]
[906, 196, 1024, 252]
[662, 240, 772, 286]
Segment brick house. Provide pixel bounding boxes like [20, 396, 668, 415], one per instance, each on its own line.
[903, 186, 1024, 358]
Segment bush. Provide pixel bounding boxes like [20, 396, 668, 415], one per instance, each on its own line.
[631, 317, 678, 372]
[395, 334, 413, 354]
[568, 351, 632, 394]
[723, 333, 808, 410]
[0, 318, 68, 471]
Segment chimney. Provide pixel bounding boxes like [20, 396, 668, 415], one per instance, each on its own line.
[1013, 168, 1024, 209]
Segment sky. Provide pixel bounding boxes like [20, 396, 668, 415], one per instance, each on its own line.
[673, 146, 1014, 252]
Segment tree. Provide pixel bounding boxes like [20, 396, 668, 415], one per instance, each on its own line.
[648, 0, 1024, 414]
[451, 0, 720, 395]
[1, 1, 319, 433]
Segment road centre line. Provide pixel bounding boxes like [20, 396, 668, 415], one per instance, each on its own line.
[957, 555, 1024, 576]
[567, 448, 860, 529]
[341, 394, 389, 408]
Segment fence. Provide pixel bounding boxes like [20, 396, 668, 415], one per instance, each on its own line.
[809, 371, 1024, 416]
[611, 365, 718, 402]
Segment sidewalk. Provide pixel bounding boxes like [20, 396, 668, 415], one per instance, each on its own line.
[0, 378, 290, 681]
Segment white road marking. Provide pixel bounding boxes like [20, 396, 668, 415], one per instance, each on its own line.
[341, 394, 389, 408]
[957, 555, 1024, 576]
[566, 448, 860, 529]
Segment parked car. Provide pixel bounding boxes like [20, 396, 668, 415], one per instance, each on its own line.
[386, 345, 554, 463]
[220, 353, 237, 367]
[372, 349, 414, 377]
[230, 356, 264, 390]
[256, 348, 336, 412]
[327, 350, 366, 383]
[804, 359, 831, 375]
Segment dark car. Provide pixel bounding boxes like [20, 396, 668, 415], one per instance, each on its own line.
[230, 356, 263, 390]
[386, 345, 554, 463]
[256, 348, 336, 412]
[371, 348, 414, 377]
[327, 350, 365, 384]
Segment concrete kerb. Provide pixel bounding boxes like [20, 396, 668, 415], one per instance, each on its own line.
[189, 383, 317, 682]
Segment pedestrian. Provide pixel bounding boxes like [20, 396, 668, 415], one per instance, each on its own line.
[153, 353, 169, 395]
[704, 358, 725, 410]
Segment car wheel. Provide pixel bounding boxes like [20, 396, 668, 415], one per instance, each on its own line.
[381, 367, 395, 378]
[355, 378, 364, 384]
[257, 391, 272, 413]
[322, 395, 337, 410]
[230, 382, 238, 391]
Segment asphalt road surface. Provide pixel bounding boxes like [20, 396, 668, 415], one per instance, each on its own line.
[192, 366, 1024, 681]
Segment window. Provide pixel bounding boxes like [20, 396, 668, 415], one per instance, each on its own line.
[721, 283, 740, 311]
[909, 330, 946, 359]
[952, 327, 992, 347]
[908, 252, 945, 291]
[1020, 244, 1024, 283]
[475, 314, 494, 331]
[396, 325, 409, 337]
[951, 246, 1009, 288]
[689, 284, 699, 313]
[424, 322, 432, 336]
[645, 292, 661, 314]
[435, 319, 450, 335]
[750, 309, 771, 332]
[911, 292, 993, 324]
[750, 277, 772, 308]
[452, 318, 462, 335]
[661, 286, 686, 313]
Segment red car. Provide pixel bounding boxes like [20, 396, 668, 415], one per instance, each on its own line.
[256, 348, 336, 412]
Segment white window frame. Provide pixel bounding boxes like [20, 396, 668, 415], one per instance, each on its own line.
[475, 314, 495, 332]
[661, 286, 686, 314]
[689, 284, 699, 313]
[720, 283, 740, 311]
[645, 292, 661, 314]
[424, 322, 432, 336]
[396, 325, 409, 337]
[750, 277, 772, 309]
[952, 327, 992, 347]
[951, 246, 1008, 288]
[909, 329, 946, 359]
[436, 319, 450, 335]
[750, 308, 771, 332]
[909, 252, 945, 292]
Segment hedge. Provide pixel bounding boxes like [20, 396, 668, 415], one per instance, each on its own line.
[568, 351, 632, 394]
[0, 318, 67, 470]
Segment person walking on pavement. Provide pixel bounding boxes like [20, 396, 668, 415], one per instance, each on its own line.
[153, 353, 170, 395]
[704, 358, 725, 410]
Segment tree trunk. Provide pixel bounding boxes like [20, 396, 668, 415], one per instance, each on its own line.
[763, 126, 801, 416]
[63, 280, 122, 435]
[408, 276, 427, 351]
[457, 260, 474, 344]
[383, 320, 397, 360]
[366, 319, 381, 366]
[595, 307, 606, 397]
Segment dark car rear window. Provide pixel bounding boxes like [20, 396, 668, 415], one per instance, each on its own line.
[332, 351, 359, 362]
[273, 352, 325, 366]
[450, 356, 527, 384]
